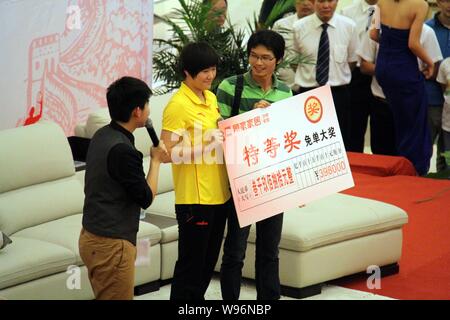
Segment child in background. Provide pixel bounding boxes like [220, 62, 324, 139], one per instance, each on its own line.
[436, 57, 450, 173]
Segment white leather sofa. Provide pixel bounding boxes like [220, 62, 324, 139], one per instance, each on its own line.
[58, 91, 409, 299]
[0, 121, 162, 300]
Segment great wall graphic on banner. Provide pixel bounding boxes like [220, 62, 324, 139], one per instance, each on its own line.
[10, 0, 152, 135]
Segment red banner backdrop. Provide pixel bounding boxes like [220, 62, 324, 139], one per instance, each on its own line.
[0, 0, 153, 135]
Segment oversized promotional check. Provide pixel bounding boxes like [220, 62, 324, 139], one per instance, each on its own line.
[218, 85, 354, 227]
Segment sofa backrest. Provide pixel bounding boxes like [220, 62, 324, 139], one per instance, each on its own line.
[141, 157, 173, 194]
[0, 121, 84, 235]
[75, 92, 173, 158]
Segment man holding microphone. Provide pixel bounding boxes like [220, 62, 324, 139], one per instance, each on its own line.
[79, 76, 168, 300]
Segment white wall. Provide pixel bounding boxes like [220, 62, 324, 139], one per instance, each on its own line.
[152, 0, 264, 46]
[154, 0, 261, 30]
[154, 0, 356, 42]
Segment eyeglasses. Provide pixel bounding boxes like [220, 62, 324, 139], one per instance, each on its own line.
[249, 52, 276, 63]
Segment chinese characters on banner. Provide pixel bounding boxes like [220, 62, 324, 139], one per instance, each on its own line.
[218, 85, 354, 227]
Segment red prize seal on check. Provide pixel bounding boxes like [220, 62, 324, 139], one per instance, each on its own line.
[304, 96, 323, 124]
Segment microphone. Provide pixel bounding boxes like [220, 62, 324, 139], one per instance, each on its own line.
[145, 119, 159, 147]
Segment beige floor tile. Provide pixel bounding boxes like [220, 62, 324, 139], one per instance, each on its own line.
[134, 277, 394, 300]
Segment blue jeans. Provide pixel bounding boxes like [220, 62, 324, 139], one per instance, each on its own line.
[220, 202, 283, 300]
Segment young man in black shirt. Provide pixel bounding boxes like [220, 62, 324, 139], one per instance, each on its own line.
[79, 76, 167, 300]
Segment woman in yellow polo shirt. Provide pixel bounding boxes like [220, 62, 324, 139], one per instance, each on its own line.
[161, 42, 232, 300]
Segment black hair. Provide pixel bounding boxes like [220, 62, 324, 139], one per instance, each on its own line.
[247, 29, 285, 62]
[202, 0, 228, 5]
[178, 42, 219, 78]
[106, 76, 152, 123]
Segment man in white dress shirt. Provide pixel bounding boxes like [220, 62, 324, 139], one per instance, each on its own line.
[293, 0, 359, 149]
[358, 23, 443, 156]
[273, 0, 314, 90]
[341, 0, 377, 153]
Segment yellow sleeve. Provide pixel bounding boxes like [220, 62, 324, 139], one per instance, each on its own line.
[162, 98, 187, 135]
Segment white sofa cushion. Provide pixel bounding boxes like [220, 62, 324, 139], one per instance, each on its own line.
[84, 108, 109, 139]
[142, 157, 173, 194]
[14, 214, 162, 265]
[14, 214, 86, 265]
[159, 225, 178, 244]
[137, 220, 162, 246]
[0, 121, 75, 194]
[81, 111, 152, 157]
[134, 127, 152, 157]
[147, 92, 171, 133]
[77, 108, 159, 166]
[0, 177, 84, 235]
[246, 193, 408, 252]
[146, 191, 176, 218]
[0, 121, 83, 235]
[0, 237, 76, 290]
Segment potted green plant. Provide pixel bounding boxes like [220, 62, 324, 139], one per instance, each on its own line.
[250, 0, 296, 31]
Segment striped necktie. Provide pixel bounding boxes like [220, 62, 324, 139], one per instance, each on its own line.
[316, 23, 329, 86]
[366, 6, 375, 31]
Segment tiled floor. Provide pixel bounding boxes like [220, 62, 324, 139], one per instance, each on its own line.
[134, 275, 394, 300]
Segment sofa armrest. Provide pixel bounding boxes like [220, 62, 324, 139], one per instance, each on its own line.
[74, 124, 87, 138]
